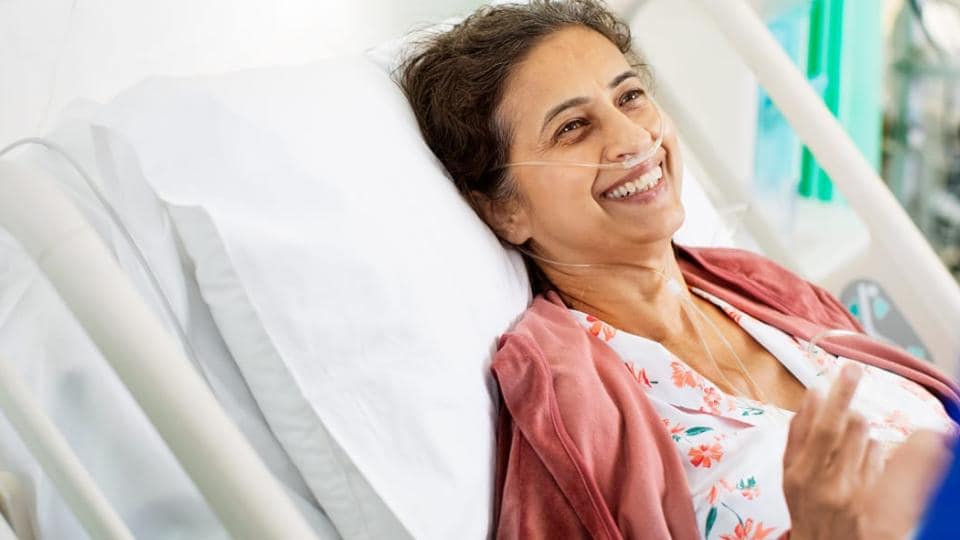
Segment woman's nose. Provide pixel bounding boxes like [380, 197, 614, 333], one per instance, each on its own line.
[601, 108, 657, 165]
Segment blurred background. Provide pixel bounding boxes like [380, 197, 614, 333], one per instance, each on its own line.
[884, 0, 960, 281]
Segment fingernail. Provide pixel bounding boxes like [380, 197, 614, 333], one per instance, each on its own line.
[842, 363, 862, 383]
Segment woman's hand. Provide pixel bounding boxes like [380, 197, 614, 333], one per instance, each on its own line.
[783, 363, 952, 540]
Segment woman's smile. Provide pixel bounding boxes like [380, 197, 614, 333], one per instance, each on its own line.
[598, 154, 669, 205]
[602, 168, 666, 203]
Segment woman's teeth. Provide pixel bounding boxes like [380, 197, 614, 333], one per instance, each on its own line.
[603, 166, 664, 200]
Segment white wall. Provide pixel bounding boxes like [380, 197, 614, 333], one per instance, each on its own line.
[0, 0, 484, 148]
[632, 0, 761, 192]
[0, 0, 778, 155]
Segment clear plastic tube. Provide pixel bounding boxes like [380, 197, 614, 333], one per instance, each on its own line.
[806, 329, 863, 357]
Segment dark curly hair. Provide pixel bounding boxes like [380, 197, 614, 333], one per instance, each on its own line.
[399, 0, 649, 292]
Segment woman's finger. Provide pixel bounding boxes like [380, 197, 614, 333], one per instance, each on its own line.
[785, 386, 822, 464]
[831, 412, 869, 478]
[808, 364, 863, 466]
[859, 438, 884, 489]
[821, 363, 862, 418]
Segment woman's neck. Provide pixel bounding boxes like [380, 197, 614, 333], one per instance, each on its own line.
[540, 242, 695, 343]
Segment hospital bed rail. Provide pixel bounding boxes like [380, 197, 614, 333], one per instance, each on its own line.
[681, 0, 960, 372]
[0, 160, 321, 540]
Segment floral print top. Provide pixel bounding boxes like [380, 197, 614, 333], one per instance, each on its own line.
[571, 288, 955, 540]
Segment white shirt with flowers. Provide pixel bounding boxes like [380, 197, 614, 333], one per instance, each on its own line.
[570, 287, 954, 540]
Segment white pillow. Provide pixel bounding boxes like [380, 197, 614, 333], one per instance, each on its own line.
[93, 55, 531, 539]
[89, 126, 343, 538]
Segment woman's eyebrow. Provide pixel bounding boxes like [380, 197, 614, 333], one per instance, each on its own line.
[541, 96, 589, 133]
[608, 69, 639, 89]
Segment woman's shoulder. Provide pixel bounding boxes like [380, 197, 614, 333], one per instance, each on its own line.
[494, 291, 591, 367]
[676, 244, 793, 281]
[676, 243, 863, 332]
[492, 291, 625, 398]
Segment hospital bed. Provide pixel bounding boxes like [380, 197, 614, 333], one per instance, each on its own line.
[0, 1, 958, 538]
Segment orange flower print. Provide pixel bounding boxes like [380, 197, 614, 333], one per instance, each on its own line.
[707, 485, 719, 505]
[722, 305, 743, 323]
[719, 519, 776, 540]
[661, 419, 686, 441]
[637, 367, 654, 388]
[737, 477, 760, 500]
[753, 522, 777, 540]
[586, 315, 616, 341]
[671, 361, 699, 389]
[688, 442, 724, 468]
[883, 410, 911, 437]
[701, 386, 723, 414]
[706, 479, 733, 504]
[625, 363, 656, 388]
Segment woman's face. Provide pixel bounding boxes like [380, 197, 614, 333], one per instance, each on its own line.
[494, 26, 685, 265]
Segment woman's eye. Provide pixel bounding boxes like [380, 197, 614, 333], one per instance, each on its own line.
[619, 88, 645, 106]
[557, 119, 586, 137]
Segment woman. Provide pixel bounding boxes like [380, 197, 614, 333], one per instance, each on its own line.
[399, 1, 957, 538]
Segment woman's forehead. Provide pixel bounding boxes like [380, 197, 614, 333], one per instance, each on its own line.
[502, 27, 633, 123]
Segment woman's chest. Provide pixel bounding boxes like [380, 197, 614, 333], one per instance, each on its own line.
[666, 332, 808, 413]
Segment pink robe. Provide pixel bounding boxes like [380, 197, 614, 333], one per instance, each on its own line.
[491, 245, 959, 539]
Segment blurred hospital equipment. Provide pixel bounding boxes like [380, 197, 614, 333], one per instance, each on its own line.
[0, 0, 958, 538]
[885, 0, 960, 280]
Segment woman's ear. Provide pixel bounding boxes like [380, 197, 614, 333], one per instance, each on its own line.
[470, 191, 532, 246]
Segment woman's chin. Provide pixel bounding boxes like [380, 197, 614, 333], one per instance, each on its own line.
[623, 207, 685, 245]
